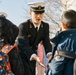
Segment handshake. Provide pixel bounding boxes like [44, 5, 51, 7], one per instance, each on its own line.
[30, 54, 45, 68]
[30, 54, 53, 68]
[32, 55, 45, 68]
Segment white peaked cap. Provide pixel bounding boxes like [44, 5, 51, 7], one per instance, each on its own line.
[28, 2, 46, 7]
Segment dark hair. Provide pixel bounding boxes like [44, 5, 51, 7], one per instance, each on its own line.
[0, 15, 19, 45]
[61, 10, 76, 29]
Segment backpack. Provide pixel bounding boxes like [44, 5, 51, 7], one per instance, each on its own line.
[0, 44, 17, 75]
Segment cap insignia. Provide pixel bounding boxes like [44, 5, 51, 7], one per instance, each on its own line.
[38, 6, 42, 10]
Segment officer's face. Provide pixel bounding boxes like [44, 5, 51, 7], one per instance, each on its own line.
[30, 11, 44, 25]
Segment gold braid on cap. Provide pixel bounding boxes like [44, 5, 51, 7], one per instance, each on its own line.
[31, 5, 45, 11]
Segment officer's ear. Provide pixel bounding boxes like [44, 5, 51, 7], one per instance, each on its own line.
[62, 22, 68, 30]
[30, 9, 32, 16]
[30, 11, 31, 16]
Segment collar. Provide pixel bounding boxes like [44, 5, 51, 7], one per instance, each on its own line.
[50, 28, 76, 43]
[33, 22, 41, 30]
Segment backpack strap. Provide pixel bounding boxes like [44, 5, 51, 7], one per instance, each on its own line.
[2, 44, 18, 54]
[1, 44, 18, 74]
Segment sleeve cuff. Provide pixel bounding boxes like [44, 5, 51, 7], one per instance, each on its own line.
[47, 52, 52, 58]
[30, 54, 37, 61]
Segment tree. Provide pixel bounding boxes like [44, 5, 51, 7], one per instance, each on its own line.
[43, 0, 62, 38]
[62, 0, 76, 11]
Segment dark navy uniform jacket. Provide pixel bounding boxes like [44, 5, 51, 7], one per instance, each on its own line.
[17, 19, 52, 59]
[16, 19, 52, 75]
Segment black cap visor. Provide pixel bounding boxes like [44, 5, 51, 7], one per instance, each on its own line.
[31, 6, 45, 14]
[33, 10, 45, 14]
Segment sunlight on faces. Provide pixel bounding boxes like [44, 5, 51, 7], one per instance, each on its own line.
[30, 11, 44, 25]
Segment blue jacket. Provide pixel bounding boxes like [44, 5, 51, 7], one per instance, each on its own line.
[51, 29, 76, 56]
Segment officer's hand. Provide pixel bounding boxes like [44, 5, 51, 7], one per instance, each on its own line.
[33, 56, 45, 68]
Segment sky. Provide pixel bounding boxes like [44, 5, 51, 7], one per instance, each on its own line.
[0, 0, 44, 26]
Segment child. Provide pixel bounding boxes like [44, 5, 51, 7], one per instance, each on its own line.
[0, 13, 24, 75]
[48, 10, 76, 75]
